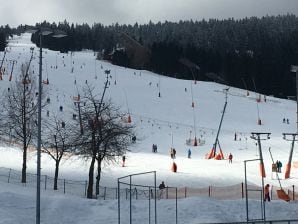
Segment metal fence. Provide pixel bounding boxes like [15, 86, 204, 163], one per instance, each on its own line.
[0, 167, 88, 196]
[200, 220, 298, 224]
[0, 166, 298, 201]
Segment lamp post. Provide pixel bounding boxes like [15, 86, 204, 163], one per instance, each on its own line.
[26, 26, 67, 224]
[290, 65, 298, 133]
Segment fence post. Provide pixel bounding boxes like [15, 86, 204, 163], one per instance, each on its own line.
[135, 187, 138, 200]
[185, 187, 187, 198]
[292, 185, 295, 201]
[166, 187, 168, 199]
[176, 187, 178, 224]
[8, 168, 11, 183]
[84, 181, 87, 196]
[104, 187, 106, 200]
[241, 182, 244, 198]
[45, 175, 47, 190]
[209, 186, 211, 197]
[63, 179, 66, 194]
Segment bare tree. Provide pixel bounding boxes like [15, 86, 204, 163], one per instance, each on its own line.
[41, 115, 75, 190]
[74, 84, 134, 199]
[0, 61, 39, 183]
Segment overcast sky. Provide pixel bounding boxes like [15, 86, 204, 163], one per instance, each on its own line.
[1, 0, 298, 27]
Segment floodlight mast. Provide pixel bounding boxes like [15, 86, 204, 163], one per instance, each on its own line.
[290, 65, 298, 133]
[26, 26, 67, 224]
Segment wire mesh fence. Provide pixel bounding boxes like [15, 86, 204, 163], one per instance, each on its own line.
[0, 166, 297, 201]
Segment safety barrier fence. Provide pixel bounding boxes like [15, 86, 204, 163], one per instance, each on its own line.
[0, 167, 298, 201]
[200, 220, 298, 224]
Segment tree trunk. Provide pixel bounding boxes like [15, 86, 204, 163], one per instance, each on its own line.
[96, 158, 102, 196]
[22, 81, 27, 184]
[87, 156, 96, 199]
[21, 146, 27, 183]
[54, 160, 60, 190]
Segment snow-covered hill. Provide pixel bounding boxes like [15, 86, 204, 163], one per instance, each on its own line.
[0, 34, 298, 223]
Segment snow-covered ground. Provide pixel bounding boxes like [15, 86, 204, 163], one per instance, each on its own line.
[0, 33, 298, 223]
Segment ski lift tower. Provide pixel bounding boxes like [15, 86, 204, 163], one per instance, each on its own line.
[250, 132, 271, 177]
[283, 133, 298, 179]
[207, 87, 229, 159]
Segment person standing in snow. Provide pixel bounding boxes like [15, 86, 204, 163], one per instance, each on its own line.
[159, 181, 166, 199]
[264, 184, 270, 202]
[170, 148, 174, 159]
[187, 148, 191, 158]
[172, 148, 176, 159]
[122, 155, 126, 167]
[277, 160, 282, 173]
[228, 153, 233, 163]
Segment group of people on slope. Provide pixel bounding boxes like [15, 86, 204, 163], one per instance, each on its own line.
[170, 147, 176, 159]
[152, 144, 158, 153]
[282, 118, 290, 124]
[275, 160, 282, 173]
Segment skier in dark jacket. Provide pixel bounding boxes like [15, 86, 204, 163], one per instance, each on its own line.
[228, 153, 233, 163]
[122, 156, 126, 167]
[159, 181, 166, 199]
[187, 148, 191, 158]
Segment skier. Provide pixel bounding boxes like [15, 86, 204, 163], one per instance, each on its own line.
[287, 118, 289, 124]
[122, 155, 126, 167]
[152, 144, 157, 153]
[171, 162, 177, 173]
[187, 148, 191, 158]
[264, 184, 270, 202]
[228, 153, 233, 163]
[283, 118, 286, 123]
[277, 160, 282, 173]
[159, 181, 166, 199]
[170, 148, 174, 159]
[132, 135, 136, 143]
[234, 132, 237, 141]
[172, 148, 176, 159]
